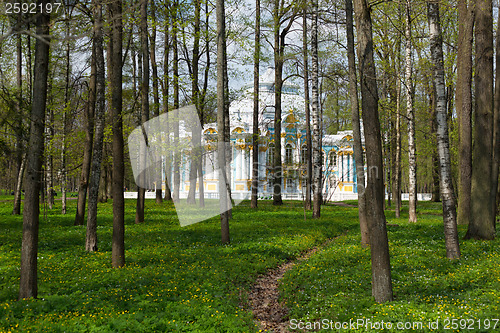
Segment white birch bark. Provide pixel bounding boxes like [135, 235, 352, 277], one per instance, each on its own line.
[311, 0, 321, 218]
[428, 0, 461, 259]
[405, 0, 417, 223]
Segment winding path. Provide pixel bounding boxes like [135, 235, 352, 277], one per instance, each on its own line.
[248, 235, 344, 332]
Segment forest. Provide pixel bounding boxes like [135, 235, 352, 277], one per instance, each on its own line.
[0, 0, 499, 331]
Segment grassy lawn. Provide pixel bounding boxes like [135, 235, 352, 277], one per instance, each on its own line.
[281, 201, 500, 332]
[0, 199, 498, 332]
[0, 198, 356, 332]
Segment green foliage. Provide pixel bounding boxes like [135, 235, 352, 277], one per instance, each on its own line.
[281, 201, 500, 332]
[0, 199, 354, 332]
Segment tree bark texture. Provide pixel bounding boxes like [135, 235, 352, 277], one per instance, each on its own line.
[394, 72, 402, 218]
[467, 0, 495, 240]
[172, 1, 180, 203]
[136, 0, 149, 224]
[272, 0, 283, 206]
[74, 38, 95, 226]
[491, 3, 500, 225]
[13, 30, 24, 216]
[456, 0, 474, 225]
[428, 1, 461, 259]
[162, 12, 172, 201]
[86, 0, 105, 252]
[353, 0, 393, 303]
[110, 0, 125, 267]
[405, 0, 417, 223]
[149, 1, 163, 204]
[217, 0, 230, 243]
[188, 0, 202, 205]
[346, 0, 368, 246]
[251, 0, 260, 209]
[302, 7, 312, 211]
[311, 0, 321, 218]
[19, 0, 50, 299]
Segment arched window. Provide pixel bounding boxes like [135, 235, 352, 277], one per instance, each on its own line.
[301, 145, 307, 164]
[329, 150, 337, 168]
[285, 144, 293, 164]
[267, 143, 275, 165]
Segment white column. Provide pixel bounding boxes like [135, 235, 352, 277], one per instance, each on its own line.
[237, 148, 242, 180]
[242, 148, 247, 180]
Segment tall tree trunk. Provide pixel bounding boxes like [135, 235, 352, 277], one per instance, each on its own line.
[429, 85, 441, 202]
[198, 0, 211, 209]
[110, 0, 125, 267]
[217, 0, 230, 243]
[346, 0, 368, 246]
[86, 0, 105, 252]
[13, 154, 26, 215]
[311, 0, 321, 218]
[150, 0, 163, 204]
[61, 11, 72, 215]
[19, 0, 50, 299]
[27, 27, 33, 103]
[223, 34, 232, 218]
[491, 4, 500, 226]
[353, 0, 393, 303]
[172, 0, 180, 202]
[270, 0, 298, 206]
[251, 0, 260, 209]
[188, 0, 202, 205]
[394, 75, 402, 218]
[272, 0, 283, 206]
[99, 22, 113, 205]
[466, 0, 495, 240]
[405, 0, 417, 223]
[162, 9, 172, 201]
[302, 6, 312, 211]
[136, 0, 149, 224]
[74, 42, 95, 225]
[431, 151, 441, 201]
[428, 0, 461, 259]
[456, 0, 474, 225]
[13, 31, 24, 216]
[45, 107, 54, 210]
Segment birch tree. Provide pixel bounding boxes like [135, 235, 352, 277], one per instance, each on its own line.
[405, 0, 417, 223]
[302, 4, 312, 211]
[311, 0, 321, 218]
[427, 0, 461, 259]
[12, 26, 25, 216]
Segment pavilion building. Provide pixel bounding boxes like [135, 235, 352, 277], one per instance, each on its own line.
[172, 68, 363, 201]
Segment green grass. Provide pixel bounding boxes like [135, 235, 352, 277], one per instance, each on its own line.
[1, 199, 499, 332]
[0, 198, 356, 332]
[281, 201, 500, 332]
